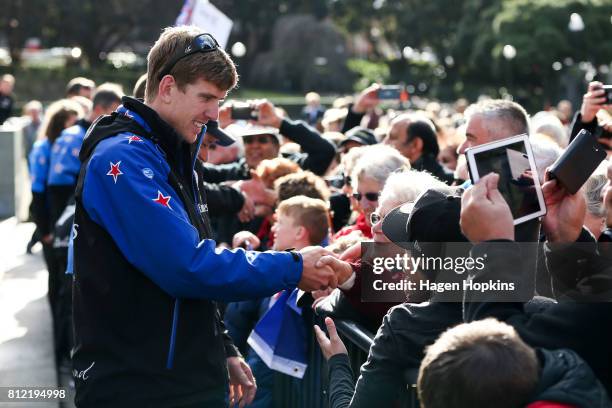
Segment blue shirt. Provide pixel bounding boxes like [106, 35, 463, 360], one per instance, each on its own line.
[47, 123, 88, 186]
[28, 139, 51, 193]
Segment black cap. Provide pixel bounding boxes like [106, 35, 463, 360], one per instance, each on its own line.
[382, 188, 466, 250]
[339, 126, 377, 148]
[206, 120, 235, 146]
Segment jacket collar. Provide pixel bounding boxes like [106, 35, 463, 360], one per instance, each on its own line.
[119, 96, 203, 174]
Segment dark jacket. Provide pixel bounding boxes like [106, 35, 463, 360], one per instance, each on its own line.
[71, 97, 303, 407]
[527, 348, 612, 407]
[569, 111, 611, 146]
[326, 302, 464, 407]
[341, 105, 364, 134]
[194, 160, 245, 217]
[412, 153, 454, 185]
[327, 346, 612, 408]
[464, 236, 612, 396]
[201, 118, 336, 183]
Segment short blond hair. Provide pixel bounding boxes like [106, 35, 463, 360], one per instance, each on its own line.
[145, 26, 238, 102]
[277, 196, 330, 245]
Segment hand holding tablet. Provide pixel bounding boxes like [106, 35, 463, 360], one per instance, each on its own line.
[465, 134, 546, 225]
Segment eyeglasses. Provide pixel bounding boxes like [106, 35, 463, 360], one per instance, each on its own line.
[243, 135, 273, 145]
[370, 212, 382, 225]
[352, 192, 379, 202]
[158, 33, 220, 81]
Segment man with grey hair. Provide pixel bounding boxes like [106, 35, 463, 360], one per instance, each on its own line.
[583, 173, 608, 240]
[457, 99, 530, 155]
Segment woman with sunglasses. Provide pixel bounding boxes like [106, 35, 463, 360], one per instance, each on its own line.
[334, 145, 410, 240]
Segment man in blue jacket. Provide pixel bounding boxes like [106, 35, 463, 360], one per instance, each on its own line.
[71, 26, 345, 407]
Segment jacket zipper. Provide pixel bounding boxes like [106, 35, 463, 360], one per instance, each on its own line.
[166, 126, 206, 370]
[166, 298, 180, 369]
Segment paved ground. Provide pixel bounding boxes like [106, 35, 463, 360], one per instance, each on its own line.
[0, 218, 74, 408]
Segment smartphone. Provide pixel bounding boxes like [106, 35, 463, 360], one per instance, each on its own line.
[466, 134, 547, 225]
[231, 105, 257, 120]
[548, 129, 606, 194]
[602, 85, 612, 105]
[377, 85, 404, 100]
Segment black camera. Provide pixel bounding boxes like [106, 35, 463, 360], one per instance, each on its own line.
[231, 104, 257, 120]
[602, 85, 612, 105]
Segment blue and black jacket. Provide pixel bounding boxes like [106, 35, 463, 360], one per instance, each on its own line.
[47, 119, 91, 226]
[28, 138, 52, 236]
[71, 97, 303, 407]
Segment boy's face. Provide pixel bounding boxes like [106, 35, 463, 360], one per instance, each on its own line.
[272, 213, 303, 251]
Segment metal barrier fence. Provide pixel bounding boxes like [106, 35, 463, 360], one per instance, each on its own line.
[272, 310, 419, 408]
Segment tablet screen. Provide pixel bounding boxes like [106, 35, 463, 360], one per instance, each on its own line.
[471, 140, 542, 221]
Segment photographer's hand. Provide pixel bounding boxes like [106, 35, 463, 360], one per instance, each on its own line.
[218, 104, 233, 128]
[581, 81, 608, 123]
[541, 172, 586, 243]
[460, 173, 514, 242]
[352, 83, 381, 114]
[254, 100, 282, 129]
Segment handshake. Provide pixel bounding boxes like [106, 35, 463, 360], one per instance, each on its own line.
[297, 247, 353, 292]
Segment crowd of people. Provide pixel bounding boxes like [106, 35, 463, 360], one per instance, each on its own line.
[2, 25, 612, 408]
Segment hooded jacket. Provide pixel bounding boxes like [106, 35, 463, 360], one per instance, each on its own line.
[527, 348, 612, 408]
[71, 97, 303, 407]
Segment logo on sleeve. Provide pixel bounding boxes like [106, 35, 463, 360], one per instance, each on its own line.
[153, 191, 172, 210]
[106, 161, 123, 184]
[125, 135, 143, 144]
[142, 168, 154, 179]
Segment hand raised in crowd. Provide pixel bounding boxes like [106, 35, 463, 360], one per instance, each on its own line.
[460, 173, 514, 242]
[254, 100, 282, 129]
[232, 230, 261, 250]
[541, 172, 586, 243]
[298, 246, 341, 291]
[235, 171, 278, 208]
[352, 83, 381, 114]
[218, 104, 233, 129]
[339, 242, 362, 263]
[227, 356, 257, 408]
[237, 193, 256, 223]
[314, 317, 348, 361]
[581, 81, 609, 124]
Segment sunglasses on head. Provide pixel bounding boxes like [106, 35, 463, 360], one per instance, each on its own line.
[243, 135, 273, 145]
[158, 33, 219, 81]
[352, 192, 379, 202]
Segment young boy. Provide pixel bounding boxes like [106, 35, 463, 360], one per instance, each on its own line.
[225, 195, 330, 407]
[272, 195, 330, 250]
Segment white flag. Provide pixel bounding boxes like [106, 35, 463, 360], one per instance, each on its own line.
[176, 0, 233, 49]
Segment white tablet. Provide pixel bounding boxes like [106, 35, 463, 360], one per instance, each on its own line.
[465, 134, 547, 225]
